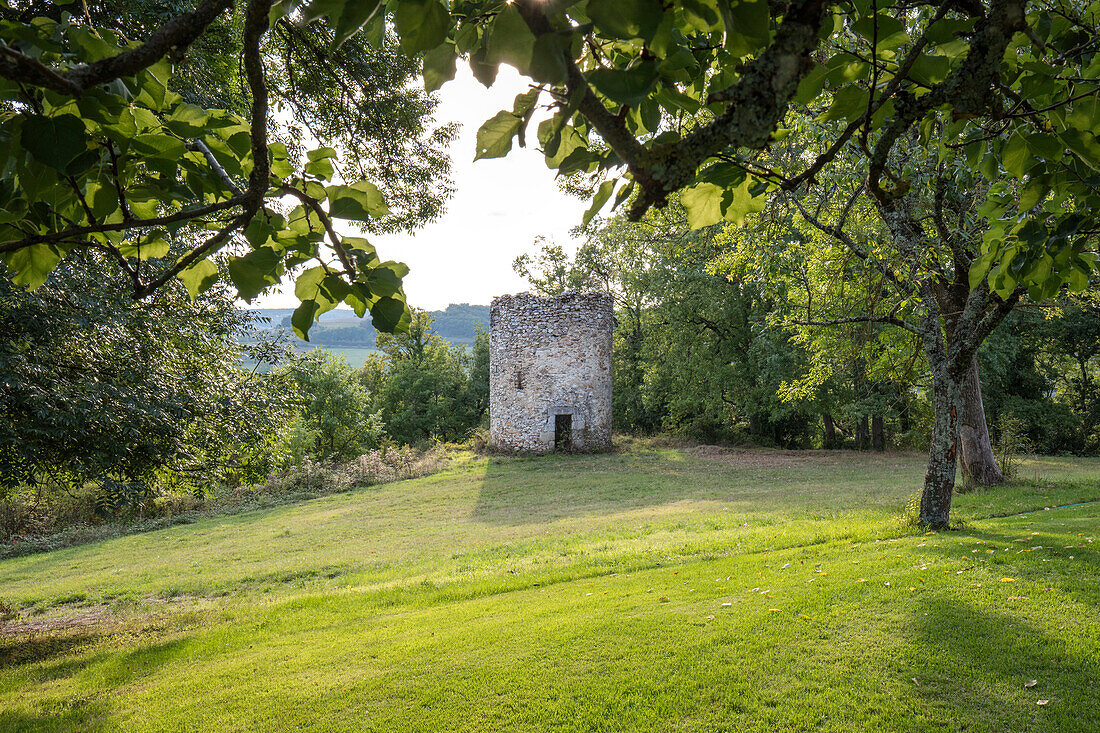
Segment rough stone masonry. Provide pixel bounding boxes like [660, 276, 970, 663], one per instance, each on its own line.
[489, 291, 613, 453]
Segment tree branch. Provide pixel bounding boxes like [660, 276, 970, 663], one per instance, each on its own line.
[0, 0, 233, 95]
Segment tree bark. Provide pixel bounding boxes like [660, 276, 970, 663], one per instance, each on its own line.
[872, 415, 885, 451]
[957, 355, 1004, 485]
[921, 369, 961, 528]
[823, 413, 838, 448]
[855, 415, 869, 451]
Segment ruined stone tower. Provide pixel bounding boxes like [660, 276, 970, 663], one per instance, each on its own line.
[489, 292, 613, 453]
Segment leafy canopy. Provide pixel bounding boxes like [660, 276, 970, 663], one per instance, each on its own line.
[2, 0, 1098, 336]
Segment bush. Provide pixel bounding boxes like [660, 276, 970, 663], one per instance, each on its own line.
[265, 446, 447, 495]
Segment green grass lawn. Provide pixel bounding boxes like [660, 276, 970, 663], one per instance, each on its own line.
[2, 447, 1098, 731]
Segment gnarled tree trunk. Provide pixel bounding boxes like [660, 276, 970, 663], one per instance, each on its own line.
[921, 368, 961, 528]
[958, 355, 1004, 485]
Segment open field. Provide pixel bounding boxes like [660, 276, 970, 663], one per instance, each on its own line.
[2, 447, 1098, 731]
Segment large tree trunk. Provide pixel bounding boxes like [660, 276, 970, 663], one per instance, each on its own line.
[958, 355, 1004, 485]
[856, 415, 869, 451]
[823, 413, 838, 449]
[872, 415, 885, 451]
[921, 369, 962, 528]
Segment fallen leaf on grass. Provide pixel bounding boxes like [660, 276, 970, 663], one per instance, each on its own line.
[659, 597, 669, 603]
[798, 614, 811, 620]
[1037, 700, 1049, 706]
[1025, 680, 1038, 688]
[1008, 596, 1030, 601]
[1000, 578, 1016, 582]
[768, 608, 781, 612]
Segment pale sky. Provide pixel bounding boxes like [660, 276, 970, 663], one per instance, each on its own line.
[256, 63, 588, 311]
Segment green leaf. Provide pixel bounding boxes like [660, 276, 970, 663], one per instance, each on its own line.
[682, 183, 725, 229]
[587, 0, 663, 42]
[4, 244, 60, 289]
[328, 180, 389, 220]
[228, 247, 280, 302]
[817, 86, 869, 123]
[20, 114, 87, 171]
[909, 54, 950, 86]
[1002, 133, 1033, 178]
[583, 179, 616, 226]
[529, 33, 570, 84]
[366, 264, 403, 297]
[370, 295, 408, 332]
[118, 237, 171, 261]
[394, 0, 450, 54]
[487, 5, 536, 73]
[723, 0, 770, 58]
[423, 42, 457, 92]
[794, 63, 827, 105]
[177, 259, 218, 300]
[470, 47, 499, 88]
[587, 62, 660, 107]
[269, 142, 294, 180]
[304, 156, 334, 181]
[292, 299, 320, 340]
[1018, 178, 1048, 210]
[474, 110, 523, 161]
[969, 251, 994, 290]
[307, 147, 337, 161]
[295, 265, 328, 301]
[722, 177, 764, 225]
[333, 0, 383, 47]
[164, 103, 209, 137]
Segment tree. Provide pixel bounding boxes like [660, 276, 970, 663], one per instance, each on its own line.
[3, 0, 1099, 527]
[364, 311, 486, 444]
[1, 0, 457, 233]
[273, 349, 383, 460]
[0, 253, 289, 515]
[0, 0, 422, 337]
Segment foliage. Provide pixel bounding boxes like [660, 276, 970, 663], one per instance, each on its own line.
[994, 413, 1033, 480]
[361, 310, 488, 444]
[4, 0, 1098, 342]
[0, 254, 289, 498]
[0, 0, 422, 338]
[265, 445, 448, 495]
[271, 349, 384, 461]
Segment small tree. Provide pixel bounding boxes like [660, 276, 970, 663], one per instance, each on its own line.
[273, 350, 383, 461]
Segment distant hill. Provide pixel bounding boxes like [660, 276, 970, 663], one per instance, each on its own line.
[245, 303, 489, 351]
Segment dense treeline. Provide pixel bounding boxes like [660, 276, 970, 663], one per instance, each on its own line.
[515, 207, 1100, 456]
[0, 262, 488, 539]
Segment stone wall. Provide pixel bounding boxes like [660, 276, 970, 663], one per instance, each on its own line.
[489, 292, 613, 453]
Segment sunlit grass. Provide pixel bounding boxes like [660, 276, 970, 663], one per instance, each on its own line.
[1, 448, 1097, 731]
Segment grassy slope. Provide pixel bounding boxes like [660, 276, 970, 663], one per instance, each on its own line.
[1, 449, 1098, 732]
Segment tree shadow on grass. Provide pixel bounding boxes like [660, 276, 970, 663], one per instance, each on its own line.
[469, 452, 923, 526]
[0, 628, 105, 670]
[899, 595, 1099, 731]
[470, 454, 758, 526]
[1, 636, 195, 732]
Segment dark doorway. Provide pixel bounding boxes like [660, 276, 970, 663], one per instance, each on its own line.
[554, 414, 572, 451]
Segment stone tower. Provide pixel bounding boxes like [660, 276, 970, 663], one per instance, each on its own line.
[489, 292, 613, 453]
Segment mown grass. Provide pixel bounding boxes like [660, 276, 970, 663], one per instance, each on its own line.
[1, 447, 1098, 732]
